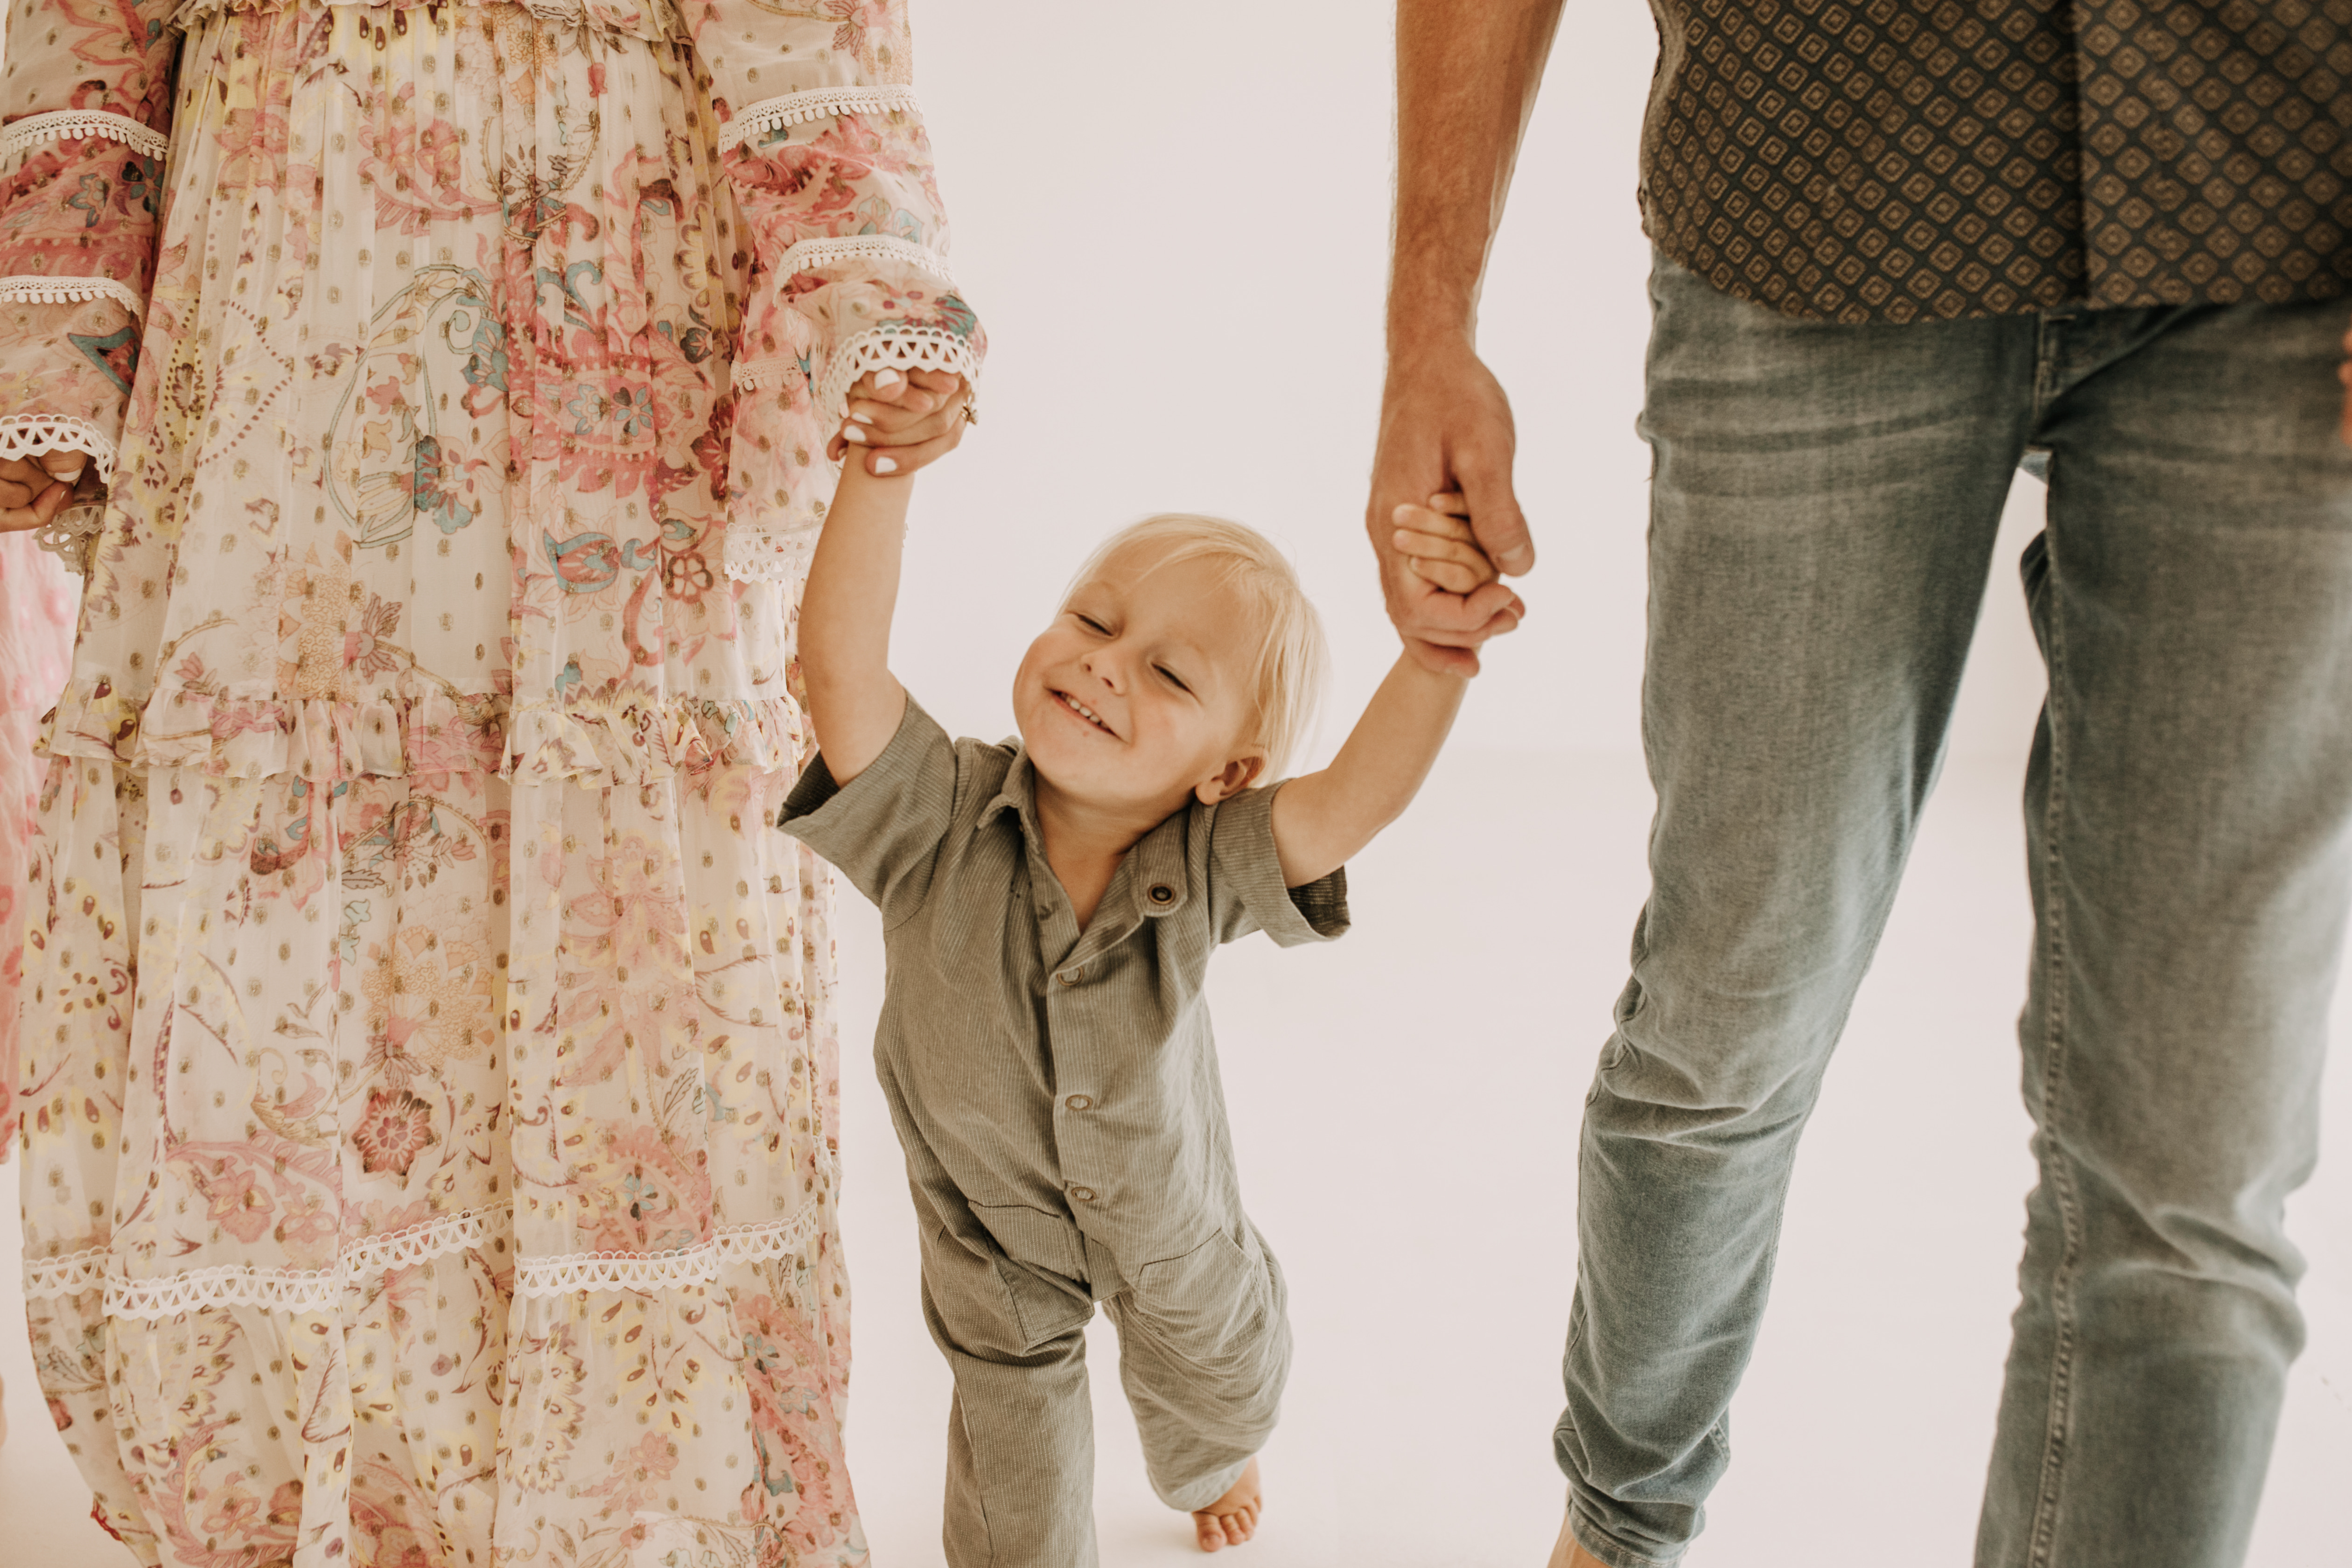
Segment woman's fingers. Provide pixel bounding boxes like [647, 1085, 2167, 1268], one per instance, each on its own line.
[845, 378, 970, 437]
[856, 419, 965, 478]
[842, 401, 968, 453]
[0, 478, 71, 535]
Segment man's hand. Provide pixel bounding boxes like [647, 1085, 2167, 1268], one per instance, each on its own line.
[0, 448, 89, 534]
[1367, 338, 1528, 676]
[827, 367, 972, 477]
[1391, 491, 1502, 594]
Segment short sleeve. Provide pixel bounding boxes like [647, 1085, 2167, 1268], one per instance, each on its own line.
[1204, 782, 1350, 948]
[778, 694, 960, 929]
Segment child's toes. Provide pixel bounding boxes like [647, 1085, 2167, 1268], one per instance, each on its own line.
[1194, 1512, 1228, 1552]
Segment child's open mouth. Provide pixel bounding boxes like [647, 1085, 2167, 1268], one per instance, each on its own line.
[1055, 690, 1114, 735]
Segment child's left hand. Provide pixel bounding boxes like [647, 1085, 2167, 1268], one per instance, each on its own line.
[828, 367, 973, 477]
[1391, 493, 1504, 595]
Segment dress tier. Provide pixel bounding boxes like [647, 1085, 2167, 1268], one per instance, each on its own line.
[0, 0, 981, 1561]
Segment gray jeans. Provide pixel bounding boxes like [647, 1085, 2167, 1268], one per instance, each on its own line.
[1559, 255, 2352, 1568]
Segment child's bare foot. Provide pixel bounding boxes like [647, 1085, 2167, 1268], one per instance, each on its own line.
[1191, 1457, 1261, 1552]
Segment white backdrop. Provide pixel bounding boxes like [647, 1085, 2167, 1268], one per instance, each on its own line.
[1, 5, 2341, 1567]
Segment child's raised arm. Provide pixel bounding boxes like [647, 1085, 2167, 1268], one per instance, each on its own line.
[1268, 653, 1469, 888]
[798, 370, 971, 782]
[1267, 493, 1514, 886]
[798, 456, 913, 784]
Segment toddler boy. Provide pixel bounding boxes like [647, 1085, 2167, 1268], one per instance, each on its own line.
[781, 381, 1514, 1564]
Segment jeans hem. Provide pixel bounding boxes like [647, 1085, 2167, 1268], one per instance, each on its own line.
[1569, 1505, 1684, 1568]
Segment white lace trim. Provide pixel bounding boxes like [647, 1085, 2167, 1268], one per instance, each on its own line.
[719, 85, 921, 155]
[21, 1246, 109, 1299]
[773, 233, 953, 289]
[721, 322, 980, 584]
[513, 1202, 822, 1297]
[21, 1192, 831, 1316]
[729, 358, 799, 392]
[0, 413, 119, 485]
[813, 320, 980, 438]
[1, 110, 170, 162]
[721, 526, 816, 584]
[0, 274, 146, 316]
[33, 500, 106, 574]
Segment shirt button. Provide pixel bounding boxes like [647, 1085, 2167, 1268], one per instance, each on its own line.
[1057, 968, 1082, 987]
[1069, 1185, 1097, 1203]
[1064, 1094, 1093, 1112]
[1149, 884, 1175, 905]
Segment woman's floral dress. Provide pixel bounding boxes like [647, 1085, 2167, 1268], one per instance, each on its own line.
[1, 532, 77, 1161]
[0, 0, 980, 1560]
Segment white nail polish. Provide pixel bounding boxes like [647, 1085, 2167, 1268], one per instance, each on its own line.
[873, 455, 899, 474]
[53, 466, 84, 484]
[874, 369, 903, 387]
[844, 425, 866, 443]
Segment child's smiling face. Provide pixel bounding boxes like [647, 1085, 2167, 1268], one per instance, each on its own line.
[1014, 540, 1268, 819]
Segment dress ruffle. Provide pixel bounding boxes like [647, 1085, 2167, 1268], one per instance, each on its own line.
[44, 674, 806, 784]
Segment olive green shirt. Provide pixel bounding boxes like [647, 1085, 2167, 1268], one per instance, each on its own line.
[779, 697, 1347, 1328]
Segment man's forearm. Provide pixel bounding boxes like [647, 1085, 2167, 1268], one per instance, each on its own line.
[1390, 0, 1567, 350]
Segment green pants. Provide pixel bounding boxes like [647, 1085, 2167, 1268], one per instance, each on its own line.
[915, 1205, 1291, 1568]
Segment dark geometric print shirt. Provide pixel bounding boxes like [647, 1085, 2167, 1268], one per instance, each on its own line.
[1638, 0, 2352, 322]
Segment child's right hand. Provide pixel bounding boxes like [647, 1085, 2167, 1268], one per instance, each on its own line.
[1391, 493, 1504, 595]
[828, 367, 973, 477]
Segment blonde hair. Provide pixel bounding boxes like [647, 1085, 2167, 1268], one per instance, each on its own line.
[1064, 514, 1330, 781]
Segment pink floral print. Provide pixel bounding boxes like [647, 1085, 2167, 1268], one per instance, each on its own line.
[1, 0, 981, 1563]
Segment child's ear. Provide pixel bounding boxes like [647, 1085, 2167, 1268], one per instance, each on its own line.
[1194, 752, 1266, 805]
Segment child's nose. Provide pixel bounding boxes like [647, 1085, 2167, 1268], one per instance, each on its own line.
[1080, 649, 1125, 693]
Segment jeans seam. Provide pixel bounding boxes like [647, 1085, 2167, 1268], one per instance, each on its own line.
[2025, 524, 2086, 1568]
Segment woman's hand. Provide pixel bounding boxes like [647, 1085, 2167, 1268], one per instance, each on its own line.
[826, 367, 971, 477]
[1390, 492, 1512, 597]
[0, 448, 91, 534]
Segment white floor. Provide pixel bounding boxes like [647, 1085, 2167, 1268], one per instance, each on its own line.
[7, 745, 2346, 1568]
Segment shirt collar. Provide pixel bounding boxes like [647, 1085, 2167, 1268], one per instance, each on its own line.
[981, 748, 1196, 927]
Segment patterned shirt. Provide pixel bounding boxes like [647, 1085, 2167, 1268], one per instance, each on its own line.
[780, 697, 1347, 1316]
[1638, 0, 2352, 322]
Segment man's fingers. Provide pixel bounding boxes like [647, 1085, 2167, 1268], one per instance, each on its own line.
[1456, 453, 1535, 575]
